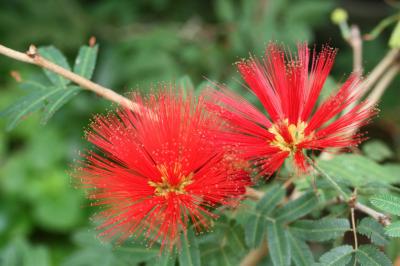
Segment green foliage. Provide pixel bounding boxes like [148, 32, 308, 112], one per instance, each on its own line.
[1, 44, 98, 130]
[370, 194, 400, 216]
[73, 45, 99, 79]
[274, 192, 318, 223]
[317, 154, 396, 187]
[316, 245, 353, 266]
[62, 229, 159, 266]
[199, 219, 247, 266]
[362, 140, 393, 162]
[287, 232, 314, 266]
[179, 230, 201, 266]
[385, 221, 400, 237]
[290, 218, 350, 242]
[357, 217, 389, 246]
[245, 184, 284, 248]
[389, 21, 400, 48]
[0, 238, 50, 266]
[266, 222, 290, 266]
[355, 245, 392, 266]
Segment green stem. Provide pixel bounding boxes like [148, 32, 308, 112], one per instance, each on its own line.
[307, 158, 350, 201]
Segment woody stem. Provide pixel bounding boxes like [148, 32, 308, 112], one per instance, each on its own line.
[0, 43, 141, 112]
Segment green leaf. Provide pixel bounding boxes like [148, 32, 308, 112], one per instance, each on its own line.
[0, 238, 50, 266]
[317, 245, 353, 266]
[2, 88, 63, 130]
[38, 46, 71, 87]
[266, 222, 291, 266]
[33, 186, 82, 232]
[199, 218, 247, 265]
[362, 140, 393, 162]
[385, 221, 400, 237]
[355, 245, 392, 266]
[179, 230, 201, 266]
[215, 0, 235, 22]
[256, 184, 285, 215]
[370, 193, 400, 216]
[73, 44, 99, 79]
[290, 218, 350, 242]
[151, 250, 176, 266]
[245, 184, 283, 248]
[1, 85, 81, 130]
[41, 85, 81, 124]
[357, 217, 389, 246]
[287, 232, 314, 266]
[274, 192, 318, 223]
[64, 229, 159, 266]
[382, 163, 400, 183]
[389, 21, 400, 48]
[114, 243, 159, 264]
[317, 154, 395, 187]
[245, 212, 267, 248]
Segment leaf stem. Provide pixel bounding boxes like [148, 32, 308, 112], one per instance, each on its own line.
[308, 158, 350, 201]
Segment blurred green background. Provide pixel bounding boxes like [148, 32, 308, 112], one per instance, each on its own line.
[0, 0, 399, 265]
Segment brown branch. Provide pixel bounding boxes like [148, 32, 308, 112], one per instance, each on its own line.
[362, 48, 400, 94]
[0, 43, 141, 112]
[350, 207, 358, 249]
[365, 63, 400, 108]
[354, 200, 391, 226]
[240, 241, 268, 266]
[349, 25, 363, 75]
[349, 192, 359, 251]
[245, 187, 264, 201]
[336, 196, 391, 226]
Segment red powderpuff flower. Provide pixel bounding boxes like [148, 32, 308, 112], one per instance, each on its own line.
[74, 88, 250, 250]
[206, 43, 375, 176]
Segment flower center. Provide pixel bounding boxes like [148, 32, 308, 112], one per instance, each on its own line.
[148, 163, 193, 197]
[268, 120, 307, 153]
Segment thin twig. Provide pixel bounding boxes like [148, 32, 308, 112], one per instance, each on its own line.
[349, 25, 363, 75]
[245, 187, 264, 201]
[353, 199, 391, 226]
[351, 207, 358, 265]
[0, 43, 141, 112]
[362, 48, 400, 94]
[240, 240, 268, 266]
[349, 192, 359, 251]
[365, 63, 400, 108]
[333, 196, 391, 226]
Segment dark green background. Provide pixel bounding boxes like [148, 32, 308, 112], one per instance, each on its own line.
[0, 0, 399, 265]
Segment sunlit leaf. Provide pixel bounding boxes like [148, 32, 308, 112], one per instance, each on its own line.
[362, 140, 393, 162]
[317, 154, 395, 186]
[385, 221, 400, 237]
[370, 194, 400, 216]
[73, 44, 99, 79]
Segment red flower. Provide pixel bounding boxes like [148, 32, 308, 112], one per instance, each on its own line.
[206, 43, 375, 176]
[75, 88, 250, 250]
